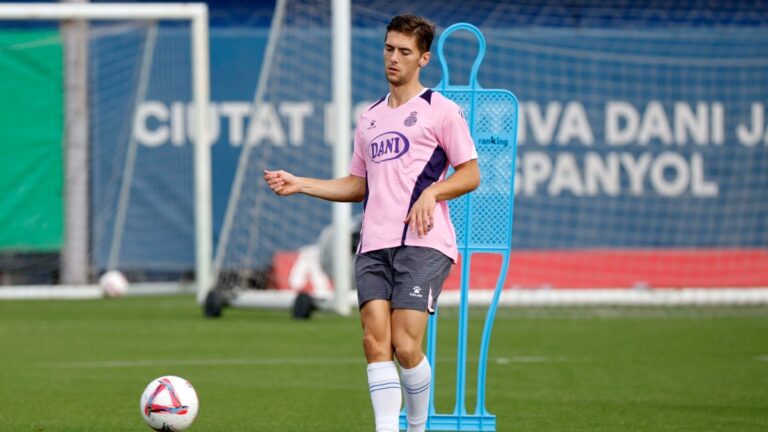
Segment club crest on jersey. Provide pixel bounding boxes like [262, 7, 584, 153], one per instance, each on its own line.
[404, 111, 418, 127]
[368, 131, 410, 163]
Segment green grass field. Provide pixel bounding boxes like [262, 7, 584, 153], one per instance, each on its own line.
[0, 296, 766, 431]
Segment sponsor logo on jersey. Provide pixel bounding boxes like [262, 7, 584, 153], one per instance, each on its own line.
[368, 131, 410, 163]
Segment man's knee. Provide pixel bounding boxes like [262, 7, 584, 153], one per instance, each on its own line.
[393, 340, 423, 368]
[362, 333, 392, 361]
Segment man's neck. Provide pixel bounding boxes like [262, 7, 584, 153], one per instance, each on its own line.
[388, 80, 424, 108]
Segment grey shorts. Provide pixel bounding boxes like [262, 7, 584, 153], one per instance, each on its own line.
[355, 246, 453, 314]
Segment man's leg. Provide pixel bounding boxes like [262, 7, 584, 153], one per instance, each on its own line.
[362, 300, 401, 432]
[389, 247, 452, 432]
[392, 309, 430, 432]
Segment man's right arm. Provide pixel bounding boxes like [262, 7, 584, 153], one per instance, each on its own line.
[263, 169, 366, 203]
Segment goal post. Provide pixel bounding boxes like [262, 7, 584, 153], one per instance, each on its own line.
[0, 3, 212, 299]
[331, 0, 352, 316]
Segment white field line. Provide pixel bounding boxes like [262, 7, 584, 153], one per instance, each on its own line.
[755, 355, 768, 362]
[42, 355, 576, 369]
[494, 356, 576, 364]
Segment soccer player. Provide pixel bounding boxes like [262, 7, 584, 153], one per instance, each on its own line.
[263, 15, 479, 432]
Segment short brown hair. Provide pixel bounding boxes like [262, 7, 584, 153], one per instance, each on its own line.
[386, 15, 436, 54]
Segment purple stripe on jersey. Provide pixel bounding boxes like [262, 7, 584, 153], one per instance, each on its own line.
[368, 95, 386, 111]
[358, 174, 369, 254]
[419, 89, 433, 105]
[401, 146, 448, 245]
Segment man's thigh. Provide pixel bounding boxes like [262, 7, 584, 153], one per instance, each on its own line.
[355, 248, 395, 309]
[391, 246, 453, 314]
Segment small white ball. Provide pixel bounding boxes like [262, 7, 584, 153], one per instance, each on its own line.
[140, 376, 199, 431]
[99, 270, 128, 298]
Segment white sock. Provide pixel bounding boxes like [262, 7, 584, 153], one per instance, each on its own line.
[400, 356, 431, 432]
[367, 361, 402, 432]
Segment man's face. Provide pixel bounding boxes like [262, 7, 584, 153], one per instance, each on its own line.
[383, 31, 430, 86]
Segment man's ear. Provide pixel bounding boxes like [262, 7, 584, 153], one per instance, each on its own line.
[419, 51, 431, 68]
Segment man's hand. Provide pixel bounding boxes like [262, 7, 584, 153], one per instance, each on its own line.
[264, 169, 301, 196]
[404, 188, 436, 238]
[402, 159, 480, 238]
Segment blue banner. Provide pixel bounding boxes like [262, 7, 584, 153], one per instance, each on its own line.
[90, 27, 768, 271]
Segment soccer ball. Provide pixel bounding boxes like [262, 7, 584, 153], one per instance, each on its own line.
[140, 376, 199, 431]
[99, 270, 128, 298]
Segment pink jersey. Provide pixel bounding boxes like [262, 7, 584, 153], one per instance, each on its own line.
[349, 89, 478, 262]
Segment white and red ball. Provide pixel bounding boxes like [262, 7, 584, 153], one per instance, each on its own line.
[140, 376, 199, 431]
[99, 270, 128, 298]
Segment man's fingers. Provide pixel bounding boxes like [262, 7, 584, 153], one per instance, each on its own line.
[264, 171, 282, 186]
[417, 210, 428, 238]
[409, 211, 419, 235]
[264, 169, 297, 196]
[404, 204, 436, 237]
[404, 206, 434, 238]
[266, 174, 285, 194]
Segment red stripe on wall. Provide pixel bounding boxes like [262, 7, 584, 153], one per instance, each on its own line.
[443, 249, 768, 290]
[270, 249, 768, 293]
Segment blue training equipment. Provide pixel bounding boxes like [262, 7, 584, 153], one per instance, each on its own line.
[399, 23, 519, 431]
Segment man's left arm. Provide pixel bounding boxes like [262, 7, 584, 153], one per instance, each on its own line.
[404, 159, 480, 238]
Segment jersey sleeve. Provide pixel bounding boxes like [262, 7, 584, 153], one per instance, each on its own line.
[436, 101, 478, 168]
[349, 115, 367, 177]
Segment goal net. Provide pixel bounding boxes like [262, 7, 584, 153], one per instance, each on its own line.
[3, 1, 765, 305]
[213, 0, 768, 307]
[0, 3, 210, 298]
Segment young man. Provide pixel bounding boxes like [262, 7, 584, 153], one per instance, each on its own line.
[264, 15, 479, 432]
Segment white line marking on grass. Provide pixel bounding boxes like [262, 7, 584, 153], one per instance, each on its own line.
[44, 358, 365, 368]
[755, 355, 768, 362]
[43, 356, 577, 369]
[494, 356, 576, 364]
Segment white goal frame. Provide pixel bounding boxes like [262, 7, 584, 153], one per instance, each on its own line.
[0, 3, 212, 300]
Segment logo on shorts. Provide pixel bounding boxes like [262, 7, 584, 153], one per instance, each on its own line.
[410, 285, 423, 298]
